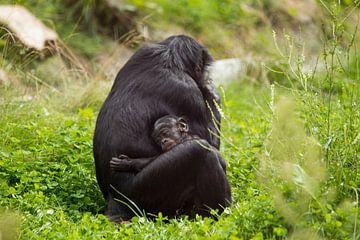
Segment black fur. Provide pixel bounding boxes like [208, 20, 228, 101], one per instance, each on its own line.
[93, 35, 226, 221]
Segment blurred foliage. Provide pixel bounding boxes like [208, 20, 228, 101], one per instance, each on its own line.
[129, 0, 258, 31]
[0, 0, 111, 59]
[0, 0, 359, 239]
[0, 209, 20, 240]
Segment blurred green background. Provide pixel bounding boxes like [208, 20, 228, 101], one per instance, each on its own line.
[0, 0, 359, 239]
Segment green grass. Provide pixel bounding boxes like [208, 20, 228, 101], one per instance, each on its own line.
[0, 83, 277, 239]
[1, 76, 359, 238]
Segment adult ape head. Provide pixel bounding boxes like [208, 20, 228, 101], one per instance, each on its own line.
[93, 35, 224, 222]
[156, 36, 213, 86]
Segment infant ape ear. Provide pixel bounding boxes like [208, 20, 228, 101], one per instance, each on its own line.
[178, 117, 189, 132]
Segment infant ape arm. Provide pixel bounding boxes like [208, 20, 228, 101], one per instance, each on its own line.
[110, 155, 156, 172]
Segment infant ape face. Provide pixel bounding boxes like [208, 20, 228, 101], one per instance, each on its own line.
[152, 115, 189, 152]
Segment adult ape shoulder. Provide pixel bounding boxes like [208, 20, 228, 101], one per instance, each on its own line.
[93, 35, 224, 222]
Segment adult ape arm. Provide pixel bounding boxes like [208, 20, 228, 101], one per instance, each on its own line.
[128, 140, 223, 201]
[215, 152, 227, 172]
[117, 139, 231, 216]
[201, 142, 227, 173]
[201, 82, 221, 149]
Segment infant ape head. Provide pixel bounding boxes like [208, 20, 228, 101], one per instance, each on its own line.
[152, 115, 189, 152]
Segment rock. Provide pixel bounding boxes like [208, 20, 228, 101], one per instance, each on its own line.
[0, 69, 9, 85]
[0, 5, 58, 51]
[209, 58, 244, 86]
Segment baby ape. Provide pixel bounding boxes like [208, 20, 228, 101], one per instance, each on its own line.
[110, 115, 227, 173]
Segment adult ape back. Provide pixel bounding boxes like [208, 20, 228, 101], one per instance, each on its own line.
[93, 35, 224, 222]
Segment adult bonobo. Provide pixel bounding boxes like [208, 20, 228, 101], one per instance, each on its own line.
[93, 35, 228, 222]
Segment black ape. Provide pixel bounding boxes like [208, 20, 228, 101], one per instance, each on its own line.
[93, 35, 225, 221]
[110, 115, 227, 173]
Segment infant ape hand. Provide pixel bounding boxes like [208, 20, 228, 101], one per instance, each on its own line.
[110, 155, 132, 171]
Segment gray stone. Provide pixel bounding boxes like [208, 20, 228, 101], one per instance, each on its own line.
[209, 58, 244, 86]
[0, 69, 9, 85]
[0, 5, 58, 50]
